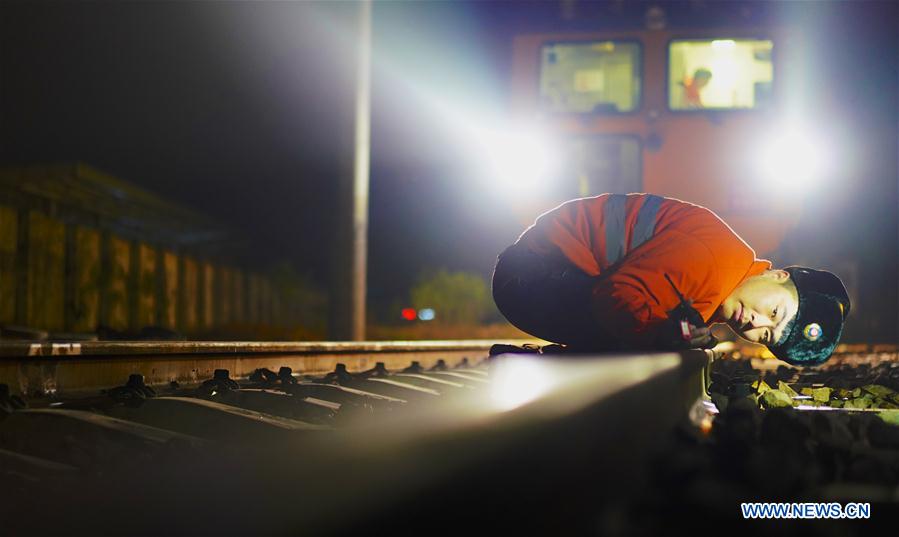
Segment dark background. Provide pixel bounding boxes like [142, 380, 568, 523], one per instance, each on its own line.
[1, 0, 896, 340]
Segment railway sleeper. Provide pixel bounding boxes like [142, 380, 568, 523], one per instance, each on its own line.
[105, 396, 328, 442]
[202, 387, 339, 424]
[199, 366, 414, 421]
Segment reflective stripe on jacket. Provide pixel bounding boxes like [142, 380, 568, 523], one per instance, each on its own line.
[517, 193, 771, 347]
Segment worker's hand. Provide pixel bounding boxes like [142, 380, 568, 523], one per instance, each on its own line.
[686, 324, 718, 349]
[655, 319, 718, 350]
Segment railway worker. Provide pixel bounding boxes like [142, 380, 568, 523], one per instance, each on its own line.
[681, 68, 712, 108]
[492, 193, 851, 366]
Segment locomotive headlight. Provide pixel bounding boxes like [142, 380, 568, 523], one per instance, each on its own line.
[756, 124, 832, 193]
[480, 125, 560, 198]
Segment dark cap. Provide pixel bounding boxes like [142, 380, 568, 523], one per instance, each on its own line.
[768, 267, 850, 366]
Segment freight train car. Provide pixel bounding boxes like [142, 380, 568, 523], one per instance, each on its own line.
[0, 164, 299, 339]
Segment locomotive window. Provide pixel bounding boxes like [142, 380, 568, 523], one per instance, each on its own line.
[539, 41, 641, 114]
[558, 136, 642, 198]
[669, 39, 773, 110]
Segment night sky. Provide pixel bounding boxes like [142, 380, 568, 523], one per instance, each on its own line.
[2, 1, 897, 335]
[0, 1, 525, 312]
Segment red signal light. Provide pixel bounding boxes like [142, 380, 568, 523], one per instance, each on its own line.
[401, 308, 417, 321]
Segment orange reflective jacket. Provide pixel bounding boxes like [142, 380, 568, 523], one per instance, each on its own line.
[517, 194, 771, 347]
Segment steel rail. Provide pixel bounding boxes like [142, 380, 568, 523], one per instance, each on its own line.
[0, 339, 536, 396]
[2, 348, 713, 536]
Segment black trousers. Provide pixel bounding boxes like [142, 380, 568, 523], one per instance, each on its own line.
[491, 244, 620, 350]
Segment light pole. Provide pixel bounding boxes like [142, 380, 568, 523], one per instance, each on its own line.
[331, 0, 371, 341]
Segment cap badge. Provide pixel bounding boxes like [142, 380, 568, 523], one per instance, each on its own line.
[803, 323, 823, 342]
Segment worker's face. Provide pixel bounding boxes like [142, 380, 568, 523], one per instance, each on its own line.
[717, 270, 799, 345]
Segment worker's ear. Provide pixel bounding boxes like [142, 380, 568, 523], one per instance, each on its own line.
[765, 269, 791, 283]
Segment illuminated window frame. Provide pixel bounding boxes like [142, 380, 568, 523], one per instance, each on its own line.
[666, 37, 776, 112]
[538, 40, 643, 116]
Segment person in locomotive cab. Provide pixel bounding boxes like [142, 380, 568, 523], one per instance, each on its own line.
[492, 194, 851, 366]
[681, 68, 712, 108]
